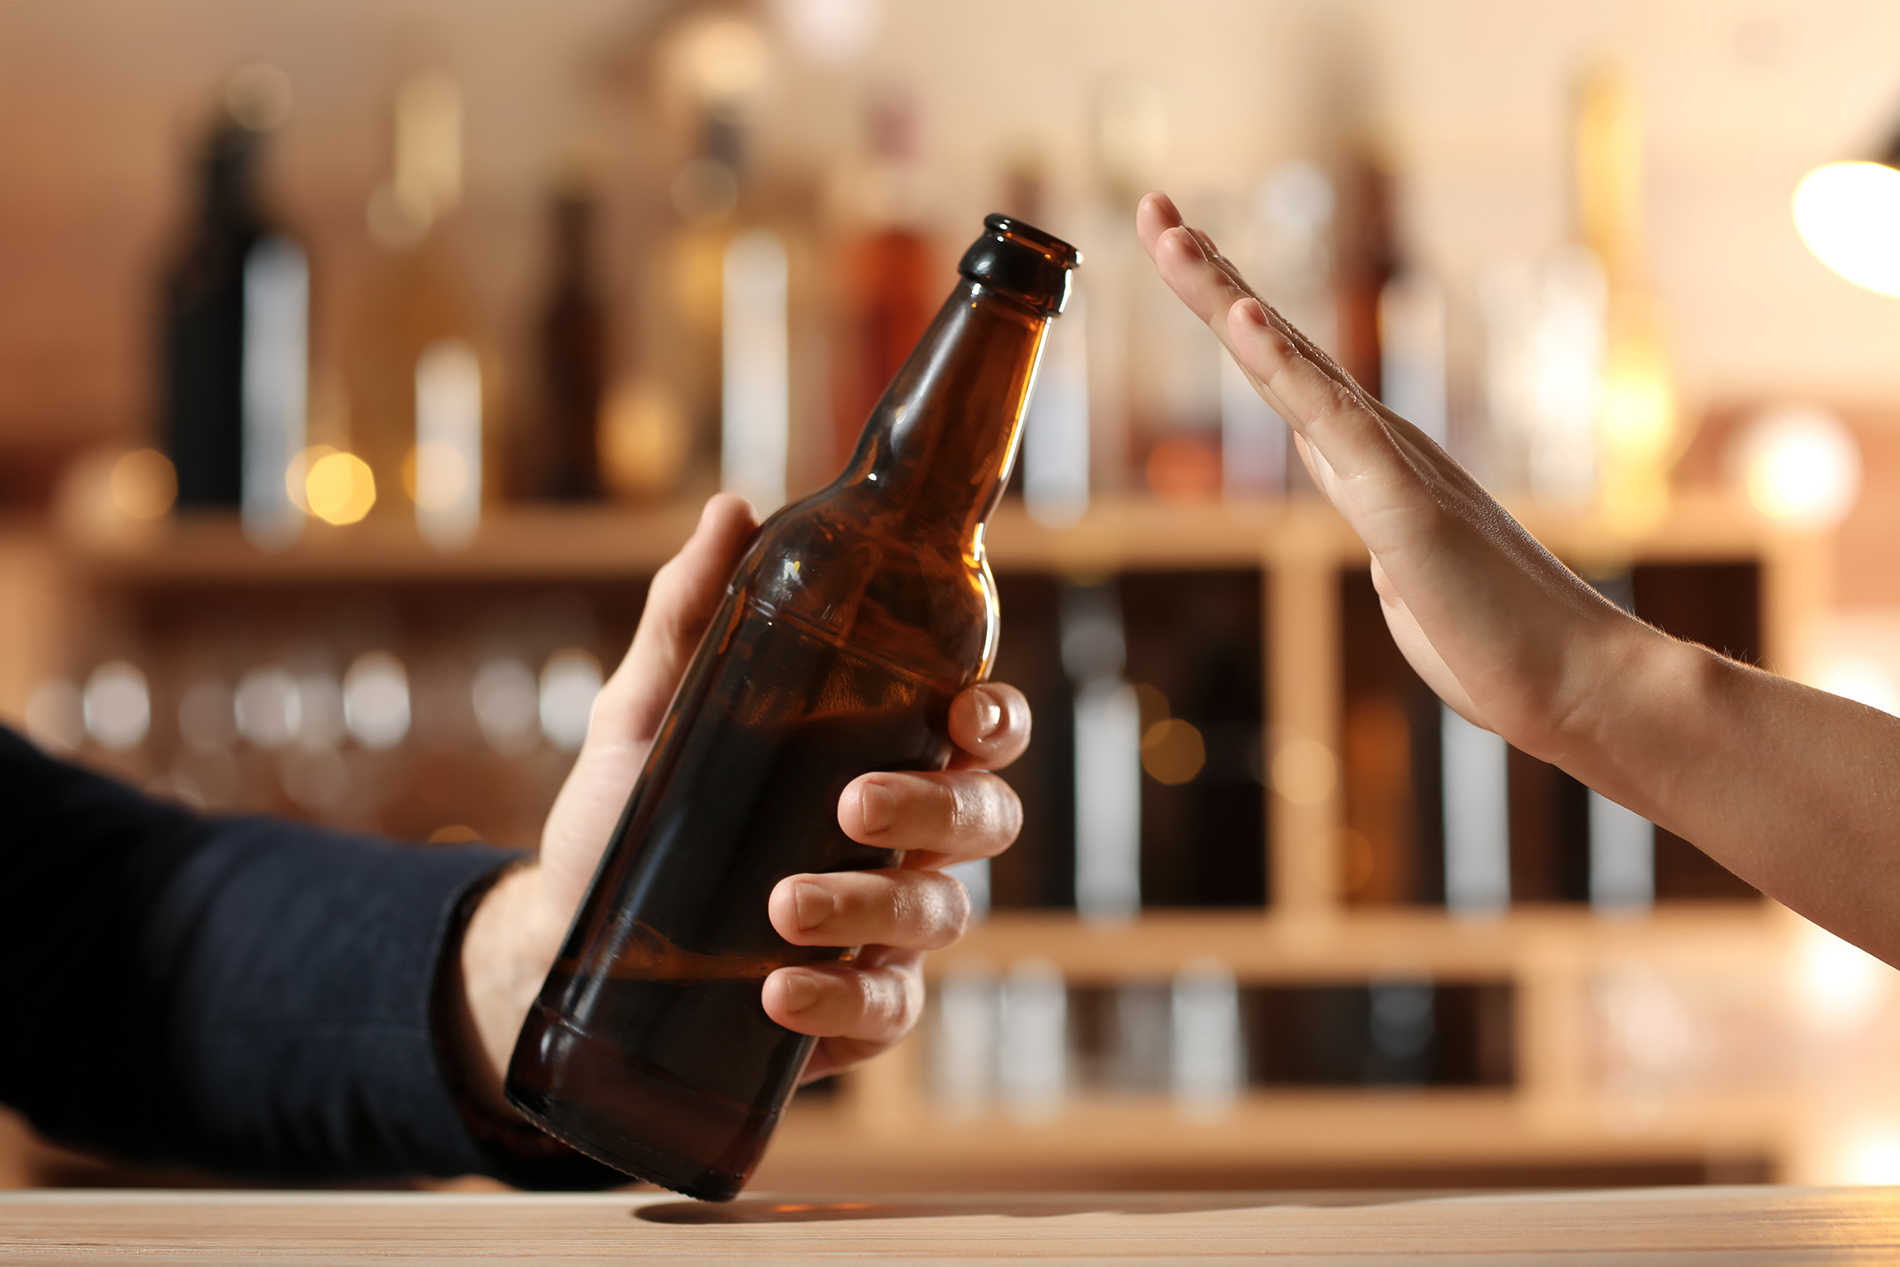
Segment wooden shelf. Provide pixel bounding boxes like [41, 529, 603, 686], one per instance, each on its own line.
[35, 488, 1800, 587]
[932, 903, 1787, 984]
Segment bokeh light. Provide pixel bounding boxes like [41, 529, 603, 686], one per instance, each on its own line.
[539, 648, 603, 752]
[343, 651, 411, 750]
[1794, 161, 1900, 297]
[305, 451, 377, 525]
[235, 666, 301, 749]
[1139, 717, 1205, 785]
[472, 656, 541, 754]
[1271, 736, 1337, 806]
[1728, 402, 1861, 529]
[107, 448, 177, 521]
[83, 661, 151, 750]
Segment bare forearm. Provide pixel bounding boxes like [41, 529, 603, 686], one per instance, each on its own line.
[1563, 629, 1900, 962]
[450, 863, 563, 1118]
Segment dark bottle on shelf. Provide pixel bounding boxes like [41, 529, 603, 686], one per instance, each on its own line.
[536, 187, 606, 500]
[162, 94, 294, 508]
[505, 215, 1080, 1200]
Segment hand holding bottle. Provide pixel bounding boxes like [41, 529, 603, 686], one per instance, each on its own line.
[452, 493, 1028, 1115]
[1137, 189, 1900, 966]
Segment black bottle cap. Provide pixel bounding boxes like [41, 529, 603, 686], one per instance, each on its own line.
[957, 214, 1081, 316]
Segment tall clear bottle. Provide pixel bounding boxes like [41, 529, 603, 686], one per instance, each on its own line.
[506, 216, 1079, 1201]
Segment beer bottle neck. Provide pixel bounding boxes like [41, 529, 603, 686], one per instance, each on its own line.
[839, 279, 1051, 551]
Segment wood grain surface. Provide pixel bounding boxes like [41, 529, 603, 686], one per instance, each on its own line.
[4, 1186, 1899, 1264]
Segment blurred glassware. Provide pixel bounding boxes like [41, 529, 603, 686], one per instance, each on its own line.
[999, 957, 1068, 1122]
[538, 648, 602, 753]
[1109, 981, 1172, 1092]
[1061, 580, 1141, 924]
[83, 662, 152, 752]
[1171, 957, 1243, 1116]
[24, 679, 85, 755]
[1366, 976, 1434, 1083]
[472, 656, 542, 754]
[343, 651, 412, 750]
[235, 665, 301, 750]
[295, 668, 347, 750]
[1440, 702, 1510, 917]
[932, 962, 1000, 1118]
[177, 679, 238, 753]
[1726, 402, 1862, 531]
[1589, 789, 1654, 912]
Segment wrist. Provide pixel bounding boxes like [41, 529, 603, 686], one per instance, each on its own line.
[454, 861, 565, 1117]
[1550, 614, 1708, 822]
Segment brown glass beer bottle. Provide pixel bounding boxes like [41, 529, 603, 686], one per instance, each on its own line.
[504, 215, 1079, 1200]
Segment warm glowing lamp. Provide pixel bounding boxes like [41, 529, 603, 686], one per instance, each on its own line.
[1794, 126, 1900, 298]
[1727, 402, 1862, 531]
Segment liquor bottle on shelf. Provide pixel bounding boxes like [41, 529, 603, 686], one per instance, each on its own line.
[661, 105, 798, 513]
[1003, 152, 1092, 529]
[1334, 150, 1396, 399]
[505, 215, 1080, 1200]
[534, 179, 607, 500]
[828, 93, 938, 478]
[1062, 579, 1142, 923]
[1221, 160, 1338, 499]
[160, 65, 308, 549]
[349, 72, 493, 547]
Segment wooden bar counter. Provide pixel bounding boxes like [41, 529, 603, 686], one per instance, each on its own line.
[5, 1187, 1899, 1263]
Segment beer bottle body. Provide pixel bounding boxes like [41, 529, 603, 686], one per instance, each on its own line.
[506, 218, 1078, 1200]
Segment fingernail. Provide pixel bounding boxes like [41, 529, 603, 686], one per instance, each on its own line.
[858, 780, 897, 834]
[793, 881, 834, 931]
[1192, 227, 1221, 258]
[1237, 297, 1270, 327]
[971, 687, 1005, 740]
[779, 971, 820, 1013]
[1170, 225, 1206, 259]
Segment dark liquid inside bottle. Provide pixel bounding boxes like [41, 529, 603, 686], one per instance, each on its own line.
[505, 215, 1079, 1200]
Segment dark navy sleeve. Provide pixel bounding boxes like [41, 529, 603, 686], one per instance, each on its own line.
[0, 723, 614, 1186]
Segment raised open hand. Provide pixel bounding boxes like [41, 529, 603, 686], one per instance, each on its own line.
[1136, 191, 1640, 764]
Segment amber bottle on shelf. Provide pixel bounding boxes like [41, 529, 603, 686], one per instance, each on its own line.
[505, 215, 1079, 1200]
[829, 95, 938, 475]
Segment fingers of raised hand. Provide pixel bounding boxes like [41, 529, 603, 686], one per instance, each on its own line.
[769, 867, 971, 951]
[761, 950, 924, 1044]
[946, 682, 1031, 770]
[836, 769, 1023, 860]
[592, 494, 758, 747]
